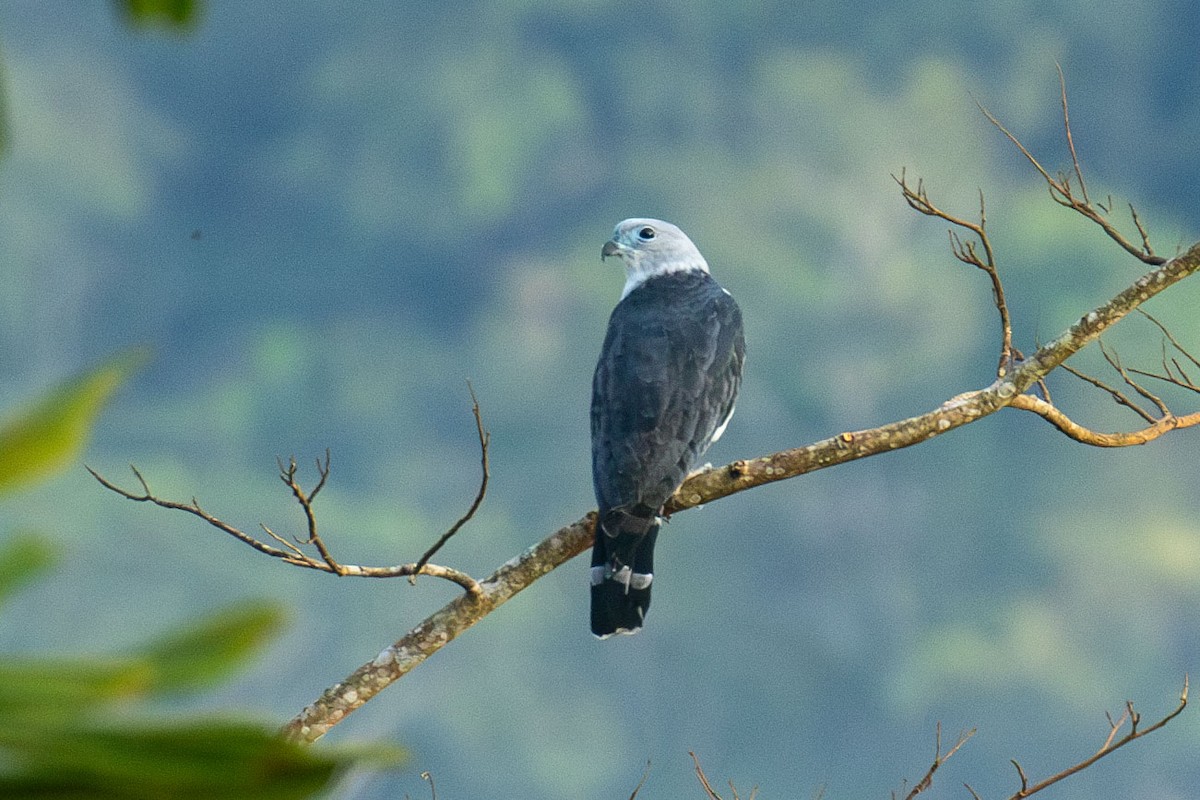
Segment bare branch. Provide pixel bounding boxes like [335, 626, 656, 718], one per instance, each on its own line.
[901, 723, 975, 800]
[1059, 361, 1158, 424]
[88, 460, 482, 595]
[1000, 677, 1188, 799]
[1009, 393, 1200, 447]
[412, 382, 491, 580]
[976, 86, 1165, 266]
[893, 171, 1014, 375]
[278, 452, 343, 574]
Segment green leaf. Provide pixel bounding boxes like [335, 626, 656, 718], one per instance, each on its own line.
[137, 602, 287, 694]
[0, 532, 58, 610]
[119, 0, 202, 30]
[0, 348, 148, 496]
[0, 719, 404, 799]
[0, 657, 156, 723]
[0, 603, 286, 721]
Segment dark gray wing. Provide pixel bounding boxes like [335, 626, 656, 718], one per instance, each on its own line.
[591, 271, 744, 517]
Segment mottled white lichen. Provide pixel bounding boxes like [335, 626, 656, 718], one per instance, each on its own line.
[372, 646, 396, 668]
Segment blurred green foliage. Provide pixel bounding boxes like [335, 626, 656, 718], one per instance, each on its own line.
[0, 349, 148, 497]
[0, 357, 401, 796]
[117, 0, 201, 30]
[0, 533, 403, 798]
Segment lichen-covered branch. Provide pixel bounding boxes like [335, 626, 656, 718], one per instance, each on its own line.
[281, 242, 1200, 743]
[282, 511, 595, 742]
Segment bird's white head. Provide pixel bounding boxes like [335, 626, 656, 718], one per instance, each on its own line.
[601, 218, 710, 299]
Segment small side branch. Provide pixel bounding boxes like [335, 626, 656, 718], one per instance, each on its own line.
[1001, 677, 1188, 799]
[894, 170, 1015, 376]
[1009, 394, 1200, 447]
[1015, 313, 1200, 445]
[900, 723, 975, 800]
[412, 382, 490, 580]
[89, 462, 483, 595]
[976, 67, 1165, 266]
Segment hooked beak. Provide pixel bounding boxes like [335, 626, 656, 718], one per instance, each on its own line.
[601, 240, 623, 262]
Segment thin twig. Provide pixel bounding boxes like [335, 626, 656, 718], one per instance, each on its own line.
[278, 452, 343, 574]
[902, 723, 975, 800]
[627, 761, 652, 800]
[87, 461, 482, 595]
[1001, 677, 1188, 799]
[1098, 340, 1169, 416]
[975, 84, 1165, 266]
[1059, 361, 1157, 423]
[412, 382, 490, 579]
[1057, 62, 1090, 206]
[894, 170, 1014, 373]
[1139, 309, 1200, 370]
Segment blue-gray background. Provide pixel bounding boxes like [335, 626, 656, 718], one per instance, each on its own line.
[3, 3, 1199, 798]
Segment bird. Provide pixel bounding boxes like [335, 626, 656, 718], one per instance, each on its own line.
[590, 218, 745, 638]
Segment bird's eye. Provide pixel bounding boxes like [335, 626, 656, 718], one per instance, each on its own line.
[637, 227, 656, 241]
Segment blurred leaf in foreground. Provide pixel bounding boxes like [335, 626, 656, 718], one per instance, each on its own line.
[117, 0, 202, 30]
[0, 718, 403, 799]
[0, 560, 404, 797]
[137, 603, 288, 694]
[0, 531, 57, 609]
[0, 347, 148, 496]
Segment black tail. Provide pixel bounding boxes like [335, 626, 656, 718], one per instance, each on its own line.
[590, 509, 658, 638]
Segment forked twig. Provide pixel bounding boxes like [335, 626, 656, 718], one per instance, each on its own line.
[87, 388, 494, 596]
[627, 761, 652, 800]
[412, 382, 490, 580]
[975, 68, 1165, 266]
[691, 752, 757, 800]
[1000, 677, 1188, 799]
[278, 450, 341, 573]
[894, 170, 1016, 376]
[899, 723, 975, 800]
